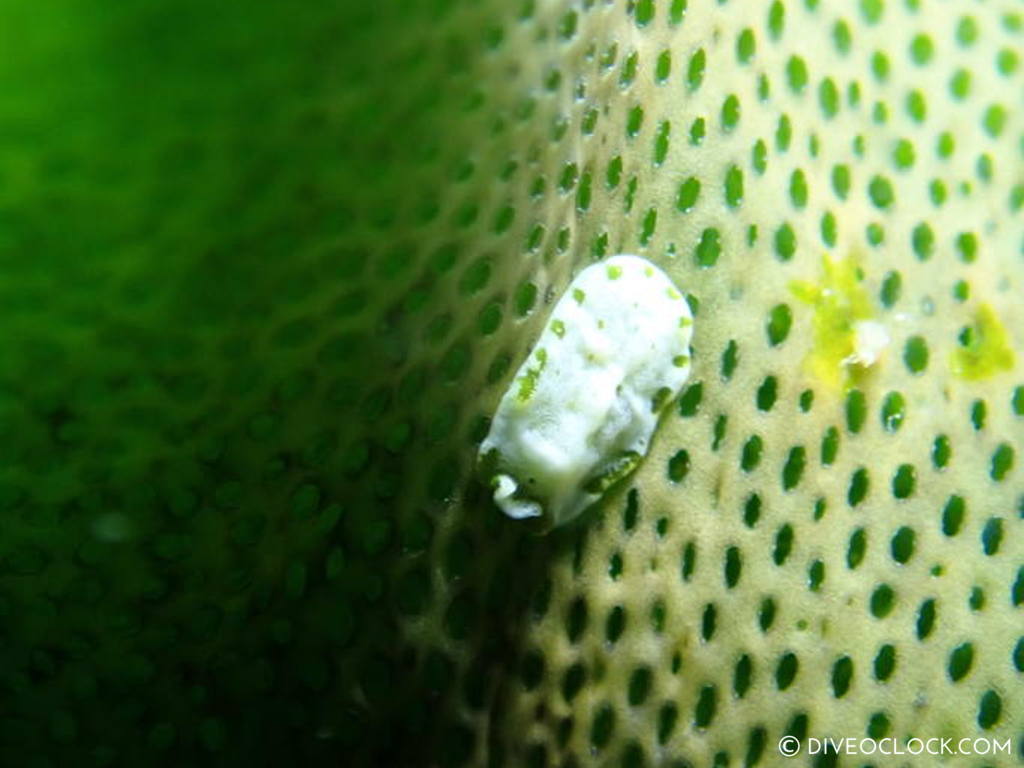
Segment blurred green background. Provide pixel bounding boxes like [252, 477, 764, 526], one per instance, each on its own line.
[0, 1, 500, 764]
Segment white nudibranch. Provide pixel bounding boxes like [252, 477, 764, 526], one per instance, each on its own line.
[478, 254, 694, 528]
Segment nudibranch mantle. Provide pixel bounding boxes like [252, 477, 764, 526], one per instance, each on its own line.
[478, 254, 694, 528]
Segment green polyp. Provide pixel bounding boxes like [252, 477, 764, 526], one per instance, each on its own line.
[951, 304, 1015, 380]
[789, 253, 876, 390]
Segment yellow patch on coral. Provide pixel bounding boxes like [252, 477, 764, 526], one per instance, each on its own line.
[951, 303, 1015, 380]
[789, 254, 878, 390]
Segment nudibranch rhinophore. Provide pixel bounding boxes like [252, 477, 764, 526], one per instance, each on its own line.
[478, 254, 694, 528]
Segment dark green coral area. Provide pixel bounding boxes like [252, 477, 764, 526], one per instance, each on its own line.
[0, 1, 517, 765]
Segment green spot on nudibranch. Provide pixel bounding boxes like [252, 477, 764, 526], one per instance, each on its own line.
[790, 254, 883, 390]
[951, 304, 1015, 380]
[551, 319, 566, 338]
[516, 348, 548, 402]
[607, 265, 623, 280]
[582, 451, 642, 494]
[573, 288, 586, 304]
